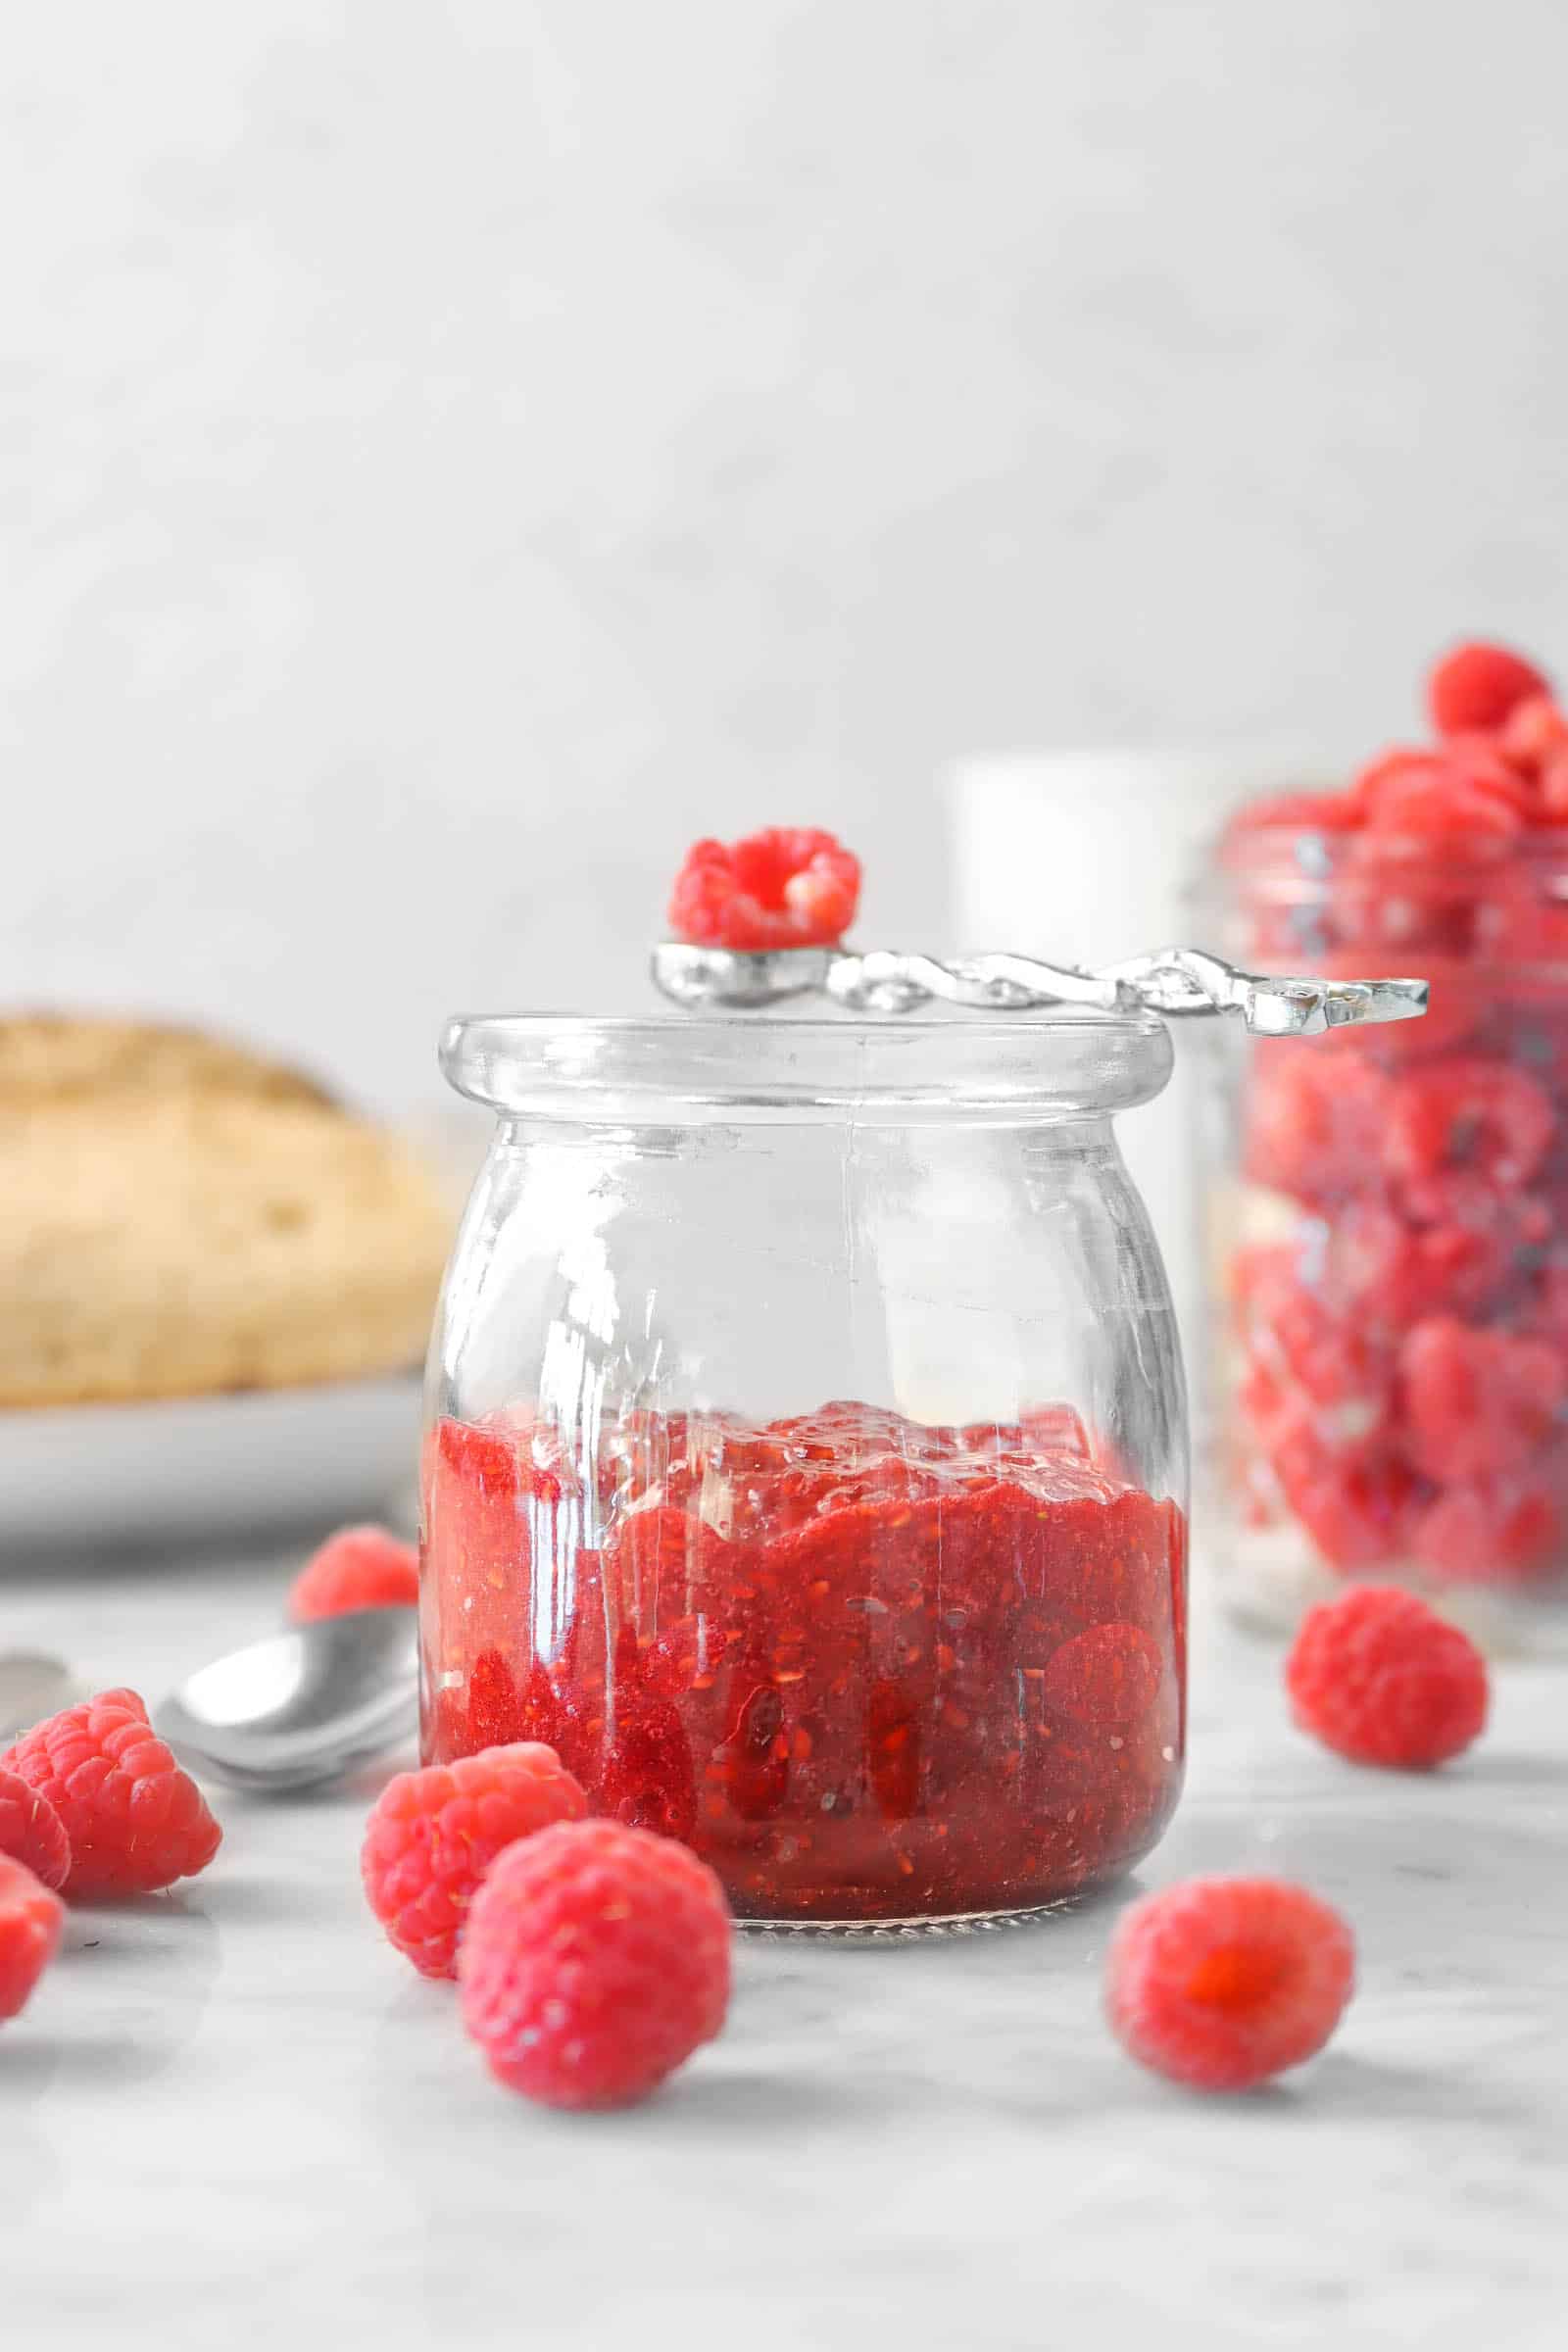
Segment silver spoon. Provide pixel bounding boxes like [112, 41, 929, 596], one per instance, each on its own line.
[154, 1607, 418, 1793]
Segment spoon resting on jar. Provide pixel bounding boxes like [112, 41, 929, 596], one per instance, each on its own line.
[651, 941, 1429, 1036]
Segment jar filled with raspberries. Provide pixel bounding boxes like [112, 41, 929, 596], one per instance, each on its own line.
[423, 980, 1189, 1931]
[1194, 642, 1568, 1650]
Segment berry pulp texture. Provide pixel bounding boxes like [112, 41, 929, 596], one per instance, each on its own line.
[420, 1400, 1185, 1924]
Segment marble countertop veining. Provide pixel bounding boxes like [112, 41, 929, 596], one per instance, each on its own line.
[1, 1544, 1563, 2352]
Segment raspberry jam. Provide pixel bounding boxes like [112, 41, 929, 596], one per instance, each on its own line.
[421, 1401, 1186, 1924]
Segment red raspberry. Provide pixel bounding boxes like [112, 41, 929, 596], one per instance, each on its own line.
[1348, 744, 1440, 813]
[668, 827, 860, 951]
[0, 1689, 221, 1899]
[1434, 733, 1541, 817]
[1243, 1048, 1390, 1206]
[0, 1854, 63, 2021]
[1265, 1430, 1415, 1570]
[1383, 1058, 1554, 1193]
[1105, 1877, 1354, 2090]
[1243, 1271, 1395, 1458]
[1357, 762, 1523, 845]
[1411, 1474, 1561, 1587]
[289, 1524, 420, 1622]
[1285, 1585, 1489, 1768]
[1323, 1200, 1509, 1329]
[1426, 641, 1550, 737]
[1397, 1315, 1566, 1483]
[1542, 749, 1568, 821]
[1499, 691, 1568, 779]
[362, 1742, 588, 1980]
[1225, 790, 1362, 834]
[459, 1819, 732, 2109]
[0, 1767, 71, 1892]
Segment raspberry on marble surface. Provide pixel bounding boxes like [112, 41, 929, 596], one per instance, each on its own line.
[459, 1818, 732, 2109]
[0, 1767, 71, 1892]
[1285, 1585, 1489, 1769]
[0, 1689, 221, 1899]
[362, 1742, 588, 1980]
[0, 1854, 63, 2020]
[1105, 1876, 1355, 2091]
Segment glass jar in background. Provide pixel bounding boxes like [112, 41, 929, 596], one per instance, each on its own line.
[421, 1011, 1188, 1931]
[1193, 820, 1568, 1653]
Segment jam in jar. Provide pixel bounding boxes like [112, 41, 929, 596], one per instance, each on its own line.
[422, 1011, 1187, 1927]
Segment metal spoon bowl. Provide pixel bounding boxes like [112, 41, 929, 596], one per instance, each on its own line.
[155, 1607, 418, 1792]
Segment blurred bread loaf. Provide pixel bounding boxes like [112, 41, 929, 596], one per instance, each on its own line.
[1, 1013, 452, 1407]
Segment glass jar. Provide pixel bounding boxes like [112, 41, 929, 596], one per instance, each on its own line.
[1193, 822, 1568, 1652]
[421, 1011, 1188, 1930]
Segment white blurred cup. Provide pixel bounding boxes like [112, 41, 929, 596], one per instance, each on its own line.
[945, 750, 1306, 1361]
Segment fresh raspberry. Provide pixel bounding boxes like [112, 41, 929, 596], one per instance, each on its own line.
[1243, 1271, 1395, 1458]
[1349, 744, 1527, 839]
[1541, 747, 1568, 821]
[1348, 744, 1442, 813]
[1434, 733, 1542, 817]
[1383, 1058, 1554, 1193]
[668, 827, 860, 951]
[1264, 1430, 1415, 1571]
[1243, 1048, 1390, 1206]
[0, 1689, 221, 1899]
[1498, 691, 1568, 778]
[362, 1742, 588, 1980]
[1226, 790, 1362, 834]
[1411, 1474, 1561, 1587]
[1427, 642, 1550, 738]
[0, 1768, 71, 1892]
[0, 1855, 63, 2021]
[459, 1819, 732, 2109]
[1105, 1877, 1355, 2090]
[289, 1524, 420, 1622]
[1285, 1585, 1489, 1768]
[1397, 1315, 1566, 1483]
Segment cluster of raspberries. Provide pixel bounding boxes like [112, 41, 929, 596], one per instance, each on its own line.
[1226, 642, 1568, 1592]
[0, 1690, 222, 2021]
[358, 1561, 1486, 2100]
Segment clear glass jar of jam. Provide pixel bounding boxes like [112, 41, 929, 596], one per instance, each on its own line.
[1193, 819, 1568, 1653]
[421, 1011, 1188, 1929]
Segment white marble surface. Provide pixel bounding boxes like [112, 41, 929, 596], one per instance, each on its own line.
[2, 1545, 1563, 2351]
[8, 3, 1568, 1115]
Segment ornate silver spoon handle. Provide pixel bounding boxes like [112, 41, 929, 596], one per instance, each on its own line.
[652, 942, 1428, 1037]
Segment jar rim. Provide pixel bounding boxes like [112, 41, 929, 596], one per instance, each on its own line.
[440, 1011, 1174, 1122]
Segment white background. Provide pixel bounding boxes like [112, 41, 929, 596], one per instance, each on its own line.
[7, 0, 1568, 1114]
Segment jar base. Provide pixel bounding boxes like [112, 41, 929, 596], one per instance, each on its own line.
[735, 1897, 1085, 1940]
